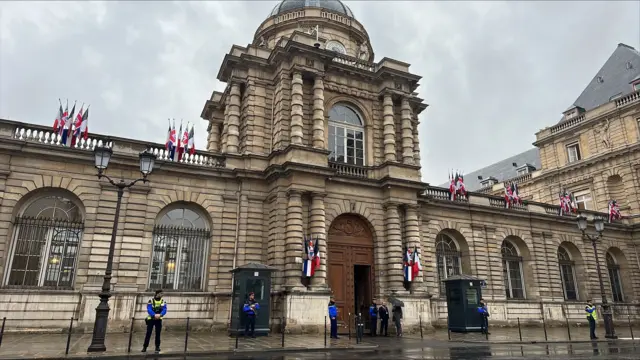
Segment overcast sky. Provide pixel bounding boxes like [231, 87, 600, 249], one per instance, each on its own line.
[1, 1, 638, 184]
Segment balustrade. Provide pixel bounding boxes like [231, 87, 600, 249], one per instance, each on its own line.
[331, 53, 375, 72]
[329, 162, 370, 178]
[616, 90, 640, 108]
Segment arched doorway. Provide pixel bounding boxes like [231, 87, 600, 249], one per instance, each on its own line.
[327, 214, 375, 331]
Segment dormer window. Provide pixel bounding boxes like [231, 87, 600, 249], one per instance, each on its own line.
[634, 82, 640, 92]
[480, 177, 498, 188]
[515, 163, 536, 176]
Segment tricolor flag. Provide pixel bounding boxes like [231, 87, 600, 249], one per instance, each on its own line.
[302, 235, 321, 277]
[167, 119, 177, 160]
[411, 246, 422, 280]
[57, 101, 70, 138]
[74, 106, 89, 144]
[61, 102, 77, 146]
[455, 172, 467, 197]
[71, 105, 85, 147]
[52, 101, 63, 133]
[403, 246, 414, 282]
[180, 122, 189, 160]
[187, 126, 195, 155]
[608, 200, 621, 223]
[448, 172, 456, 201]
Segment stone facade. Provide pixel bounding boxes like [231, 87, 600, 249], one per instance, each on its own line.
[0, 1, 639, 334]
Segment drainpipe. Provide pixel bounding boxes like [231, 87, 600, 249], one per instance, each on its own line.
[228, 179, 243, 324]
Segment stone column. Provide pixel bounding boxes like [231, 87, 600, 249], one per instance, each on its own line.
[382, 94, 396, 162]
[401, 98, 415, 165]
[413, 119, 421, 165]
[226, 83, 241, 153]
[207, 121, 221, 152]
[405, 205, 424, 292]
[310, 193, 327, 288]
[221, 104, 229, 153]
[285, 189, 304, 290]
[384, 203, 403, 292]
[290, 72, 304, 145]
[312, 76, 325, 149]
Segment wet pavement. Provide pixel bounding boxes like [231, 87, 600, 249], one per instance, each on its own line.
[0, 326, 638, 359]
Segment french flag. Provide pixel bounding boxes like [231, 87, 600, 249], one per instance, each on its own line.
[302, 235, 321, 277]
[166, 119, 177, 160]
[72, 106, 88, 147]
[61, 102, 76, 146]
[403, 247, 413, 282]
[411, 246, 422, 280]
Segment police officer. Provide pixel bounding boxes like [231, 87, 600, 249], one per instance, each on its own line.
[477, 298, 490, 335]
[378, 302, 389, 336]
[585, 299, 598, 339]
[369, 301, 378, 336]
[142, 289, 166, 353]
[243, 292, 260, 337]
[328, 297, 339, 339]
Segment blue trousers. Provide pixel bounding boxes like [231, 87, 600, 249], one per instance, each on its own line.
[330, 318, 337, 338]
[588, 317, 596, 339]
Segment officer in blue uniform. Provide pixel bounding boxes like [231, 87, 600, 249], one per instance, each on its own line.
[328, 297, 339, 339]
[477, 298, 490, 335]
[369, 301, 378, 336]
[143, 289, 167, 353]
[243, 292, 260, 337]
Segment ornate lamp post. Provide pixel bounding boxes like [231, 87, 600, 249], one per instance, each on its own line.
[87, 145, 156, 352]
[576, 215, 617, 339]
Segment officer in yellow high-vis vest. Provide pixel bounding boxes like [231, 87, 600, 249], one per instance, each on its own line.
[585, 299, 597, 340]
[142, 289, 167, 353]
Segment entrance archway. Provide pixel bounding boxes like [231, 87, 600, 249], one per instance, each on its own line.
[327, 214, 375, 332]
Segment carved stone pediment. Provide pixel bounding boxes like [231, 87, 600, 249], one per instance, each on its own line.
[329, 215, 371, 237]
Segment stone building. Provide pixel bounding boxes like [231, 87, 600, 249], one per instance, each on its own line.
[0, 0, 639, 333]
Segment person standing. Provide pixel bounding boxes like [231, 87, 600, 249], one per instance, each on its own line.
[142, 289, 167, 353]
[477, 298, 490, 335]
[369, 301, 378, 336]
[378, 303, 389, 336]
[585, 299, 598, 339]
[243, 292, 260, 338]
[392, 305, 403, 337]
[328, 297, 339, 339]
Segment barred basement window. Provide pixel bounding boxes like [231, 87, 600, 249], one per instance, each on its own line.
[558, 246, 578, 300]
[435, 233, 462, 296]
[502, 240, 526, 299]
[5, 194, 84, 289]
[149, 206, 210, 291]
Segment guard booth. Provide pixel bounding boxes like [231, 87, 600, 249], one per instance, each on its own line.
[442, 274, 485, 333]
[229, 263, 278, 337]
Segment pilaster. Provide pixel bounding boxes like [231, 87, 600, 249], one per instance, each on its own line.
[207, 121, 221, 153]
[405, 205, 424, 293]
[413, 118, 421, 165]
[400, 98, 415, 165]
[312, 76, 326, 149]
[310, 192, 327, 288]
[285, 189, 304, 290]
[227, 83, 241, 153]
[382, 94, 396, 162]
[384, 202, 403, 292]
[221, 101, 229, 154]
[290, 72, 304, 145]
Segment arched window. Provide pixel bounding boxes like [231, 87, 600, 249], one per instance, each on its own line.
[558, 246, 578, 300]
[6, 194, 83, 288]
[435, 233, 462, 295]
[328, 104, 365, 166]
[149, 206, 210, 291]
[502, 240, 525, 299]
[606, 252, 624, 302]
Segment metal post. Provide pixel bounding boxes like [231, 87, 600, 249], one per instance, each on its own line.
[88, 184, 125, 352]
[0, 317, 6, 349]
[517, 317, 522, 342]
[628, 316, 634, 340]
[588, 234, 617, 339]
[281, 317, 285, 348]
[566, 315, 571, 341]
[542, 315, 548, 341]
[184, 317, 190, 353]
[127, 318, 134, 353]
[355, 315, 359, 344]
[324, 316, 327, 347]
[65, 317, 74, 355]
[235, 316, 240, 349]
[348, 313, 351, 340]
[485, 326, 488, 340]
[419, 315, 423, 339]
[448, 328, 451, 341]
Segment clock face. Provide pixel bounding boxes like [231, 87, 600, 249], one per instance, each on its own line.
[325, 40, 346, 54]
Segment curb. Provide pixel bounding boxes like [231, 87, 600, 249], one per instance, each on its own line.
[0, 344, 380, 360]
[457, 339, 640, 345]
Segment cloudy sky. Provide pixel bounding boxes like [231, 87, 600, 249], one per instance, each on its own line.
[0, 1, 638, 184]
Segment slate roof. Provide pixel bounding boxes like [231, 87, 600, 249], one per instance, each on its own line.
[438, 148, 540, 192]
[558, 43, 640, 123]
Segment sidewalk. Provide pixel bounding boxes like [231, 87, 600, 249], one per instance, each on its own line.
[0, 326, 638, 359]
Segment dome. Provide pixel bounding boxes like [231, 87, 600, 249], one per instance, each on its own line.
[269, 0, 355, 18]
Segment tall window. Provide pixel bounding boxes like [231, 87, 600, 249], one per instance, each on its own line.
[566, 143, 581, 163]
[328, 104, 365, 166]
[606, 252, 624, 302]
[435, 233, 462, 295]
[558, 246, 578, 300]
[6, 194, 83, 288]
[502, 240, 525, 299]
[574, 190, 593, 210]
[149, 206, 210, 291]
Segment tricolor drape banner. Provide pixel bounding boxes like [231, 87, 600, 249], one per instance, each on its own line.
[302, 235, 321, 277]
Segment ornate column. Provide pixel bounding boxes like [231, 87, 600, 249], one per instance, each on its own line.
[310, 192, 327, 287]
[384, 203, 403, 292]
[221, 103, 229, 153]
[290, 72, 304, 145]
[400, 98, 415, 165]
[312, 76, 325, 149]
[382, 94, 396, 162]
[405, 205, 424, 292]
[226, 83, 241, 153]
[207, 121, 221, 152]
[285, 189, 304, 289]
[413, 119, 421, 165]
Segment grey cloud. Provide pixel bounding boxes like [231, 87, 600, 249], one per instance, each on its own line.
[0, 1, 638, 184]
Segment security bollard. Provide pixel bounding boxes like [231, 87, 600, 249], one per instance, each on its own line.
[65, 317, 74, 355]
[127, 317, 135, 353]
[517, 317, 522, 342]
[0, 317, 5, 349]
[629, 316, 635, 340]
[565, 316, 571, 341]
[348, 313, 351, 340]
[542, 316, 548, 341]
[419, 315, 423, 339]
[281, 317, 285, 348]
[355, 315, 359, 344]
[324, 316, 327, 348]
[184, 317, 190, 353]
[235, 318, 240, 349]
[448, 328, 451, 341]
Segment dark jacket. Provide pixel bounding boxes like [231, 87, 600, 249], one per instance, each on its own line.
[243, 299, 260, 316]
[378, 305, 389, 320]
[392, 306, 403, 321]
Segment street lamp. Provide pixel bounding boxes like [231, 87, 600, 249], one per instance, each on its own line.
[87, 145, 156, 352]
[576, 215, 617, 339]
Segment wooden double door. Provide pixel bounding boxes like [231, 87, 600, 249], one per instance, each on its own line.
[327, 215, 375, 332]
